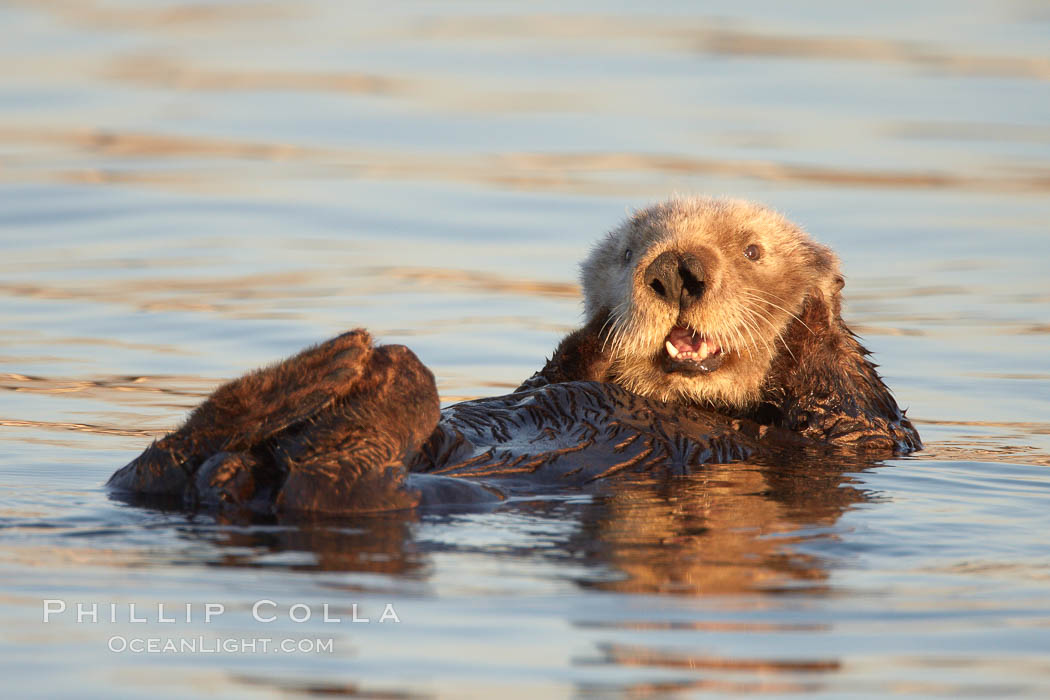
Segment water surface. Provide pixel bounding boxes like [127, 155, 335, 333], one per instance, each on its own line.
[1, 1, 1049, 697]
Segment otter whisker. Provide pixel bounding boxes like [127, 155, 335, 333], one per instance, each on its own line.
[740, 314, 772, 362]
[732, 311, 763, 360]
[741, 288, 814, 335]
[741, 302, 797, 362]
[610, 307, 636, 359]
[742, 286, 796, 305]
[736, 305, 774, 356]
[740, 291, 810, 338]
[597, 317, 615, 355]
[722, 307, 753, 358]
[742, 286, 808, 315]
[597, 305, 620, 341]
[732, 327, 751, 360]
[719, 315, 750, 361]
[608, 317, 625, 357]
[611, 299, 641, 358]
[600, 300, 630, 355]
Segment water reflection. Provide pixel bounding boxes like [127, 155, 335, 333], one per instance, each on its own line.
[232, 675, 427, 699]
[160, 454, 876, 597]
[9, 0, 290, 31]
[571, 461, 865, 595]
[202, 512, 427, 580]
[19, 4, 1050, 82]
[5, 125, 1048, 196]
[584, 643, 839, 693]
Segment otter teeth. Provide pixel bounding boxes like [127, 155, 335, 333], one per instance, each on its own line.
[665, 341, 713, 360]
[665, 326, 719, 361]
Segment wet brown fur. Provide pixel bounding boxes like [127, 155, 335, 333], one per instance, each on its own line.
[751, 290, 921, 450]
[109, 197, 919, 514]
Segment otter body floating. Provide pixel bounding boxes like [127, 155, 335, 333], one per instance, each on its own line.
[108, 197, 920, 514]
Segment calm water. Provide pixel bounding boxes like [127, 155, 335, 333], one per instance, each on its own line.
[2, 1, 1049, 697]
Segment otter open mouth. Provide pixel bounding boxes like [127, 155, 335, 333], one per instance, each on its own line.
[663, 325, 725, 374]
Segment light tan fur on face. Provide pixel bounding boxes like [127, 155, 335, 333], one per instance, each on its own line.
[580, 196, 841, 408]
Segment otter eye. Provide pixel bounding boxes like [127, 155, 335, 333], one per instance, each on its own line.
[744, 244, 762, 261]
[623, 248, 632, 263]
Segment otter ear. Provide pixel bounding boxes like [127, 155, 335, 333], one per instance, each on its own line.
[821, 274, 845, 319]
[809, 242, 844, 324]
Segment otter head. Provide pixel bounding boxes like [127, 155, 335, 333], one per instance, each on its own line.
[580, 197, 842, 409]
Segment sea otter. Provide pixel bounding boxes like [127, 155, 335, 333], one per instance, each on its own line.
[108, 196, 920, 514]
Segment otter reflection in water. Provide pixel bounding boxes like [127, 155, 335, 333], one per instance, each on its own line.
[184, 455, 874, 597]
[108, 196, 920, 514]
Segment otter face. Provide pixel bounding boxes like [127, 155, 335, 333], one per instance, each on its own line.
[580, 197, 841, 408]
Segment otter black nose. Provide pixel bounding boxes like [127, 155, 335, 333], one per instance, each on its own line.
[644, 251, 705, 309]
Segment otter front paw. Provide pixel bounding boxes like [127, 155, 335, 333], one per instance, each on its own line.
[524, 310, 614, 390]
